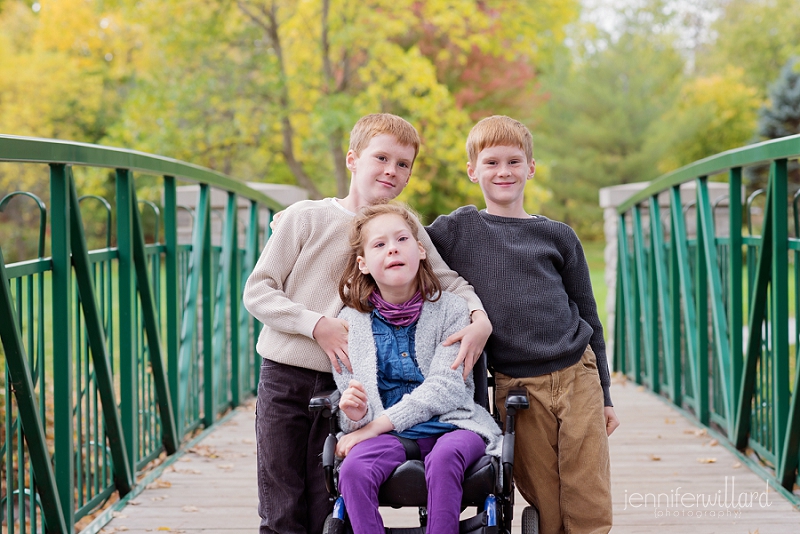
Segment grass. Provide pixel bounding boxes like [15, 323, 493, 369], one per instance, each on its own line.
[583, 239, 609, 330]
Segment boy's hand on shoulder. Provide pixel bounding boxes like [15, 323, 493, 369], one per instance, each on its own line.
[313, 316, 351, 373]
[604, 406, 620, 436]
[446, 310, 492, 379]
[269, 209, 286, 232]
[340, 380, 368, 421]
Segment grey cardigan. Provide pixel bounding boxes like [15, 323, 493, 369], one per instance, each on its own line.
[334, 292, 502, 456]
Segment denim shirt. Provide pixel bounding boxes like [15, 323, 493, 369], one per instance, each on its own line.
[371, 310, 457, 439]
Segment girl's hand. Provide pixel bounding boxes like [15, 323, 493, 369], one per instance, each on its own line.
[336, 415, 394, 458]
[340, 380, 368, 421]
[445, 310, 493, 379]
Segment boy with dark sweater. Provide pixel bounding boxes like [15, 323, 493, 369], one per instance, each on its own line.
[426, 115, 619, 534]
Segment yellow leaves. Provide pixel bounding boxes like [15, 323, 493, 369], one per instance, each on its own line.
[656, 66, 761, 173]
[697, 457, 717, 464]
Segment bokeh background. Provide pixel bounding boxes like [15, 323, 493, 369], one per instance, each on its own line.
[1, 0, 799, 259]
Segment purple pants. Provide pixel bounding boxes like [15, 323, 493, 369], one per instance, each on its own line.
[338, 429, 486, 533]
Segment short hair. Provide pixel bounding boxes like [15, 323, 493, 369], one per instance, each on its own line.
[466, 115, 533, 165]
[348, 114, 421, 161]
[339, 201, 441, 313]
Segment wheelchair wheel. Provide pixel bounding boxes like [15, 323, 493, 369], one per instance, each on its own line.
[521, 505, 539, 534]
[323, 513, 346, 534]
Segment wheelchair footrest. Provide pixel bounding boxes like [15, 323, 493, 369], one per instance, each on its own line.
[381, 510, 497, 534]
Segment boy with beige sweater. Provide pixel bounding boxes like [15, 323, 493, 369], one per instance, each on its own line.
[243, 113, 491, 534]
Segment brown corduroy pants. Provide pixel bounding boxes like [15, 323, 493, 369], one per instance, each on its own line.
[495, 346, 612, 534]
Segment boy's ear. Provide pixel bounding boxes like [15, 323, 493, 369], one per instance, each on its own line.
[527, 159, 536, 180]
[356, 256, 369, 274]
[346, 150, 358, 172]
[467, 161, 478, 183]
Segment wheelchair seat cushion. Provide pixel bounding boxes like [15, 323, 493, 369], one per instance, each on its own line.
[377, 455, 498, 507]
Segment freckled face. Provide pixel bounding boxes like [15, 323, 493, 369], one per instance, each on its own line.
[346, 134, 416, 205]
[467, 145, 535, 215]
[357, 213, 426, 303]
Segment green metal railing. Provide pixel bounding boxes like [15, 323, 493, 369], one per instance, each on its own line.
[0, 135, 282, 533]
[614, 133, 800, 504]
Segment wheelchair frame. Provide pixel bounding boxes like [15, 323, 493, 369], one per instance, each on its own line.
[308, 356, 535, 534]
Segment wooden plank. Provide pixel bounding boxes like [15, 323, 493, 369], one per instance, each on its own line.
[100, 376, 800, 534]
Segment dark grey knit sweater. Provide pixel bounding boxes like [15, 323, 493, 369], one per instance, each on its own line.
[426, 206, 612, 407]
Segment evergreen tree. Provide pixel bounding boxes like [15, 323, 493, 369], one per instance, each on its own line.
[757, 57, 800, 140]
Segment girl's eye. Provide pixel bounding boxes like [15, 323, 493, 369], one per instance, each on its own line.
[399, 162, 409, 168]
[398, 236, 408, 242]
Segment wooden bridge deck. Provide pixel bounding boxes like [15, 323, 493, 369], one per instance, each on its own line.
[99, 374, 800, 534]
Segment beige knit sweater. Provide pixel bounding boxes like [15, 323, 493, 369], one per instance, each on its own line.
[242, 198, 485, 373]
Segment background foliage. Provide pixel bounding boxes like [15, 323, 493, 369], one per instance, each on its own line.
[2, 0, 800, 253]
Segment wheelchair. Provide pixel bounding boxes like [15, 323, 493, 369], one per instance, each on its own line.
[308, 353, 540, 534]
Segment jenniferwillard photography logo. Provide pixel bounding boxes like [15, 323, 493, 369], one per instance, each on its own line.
[623, 477, 773, 519]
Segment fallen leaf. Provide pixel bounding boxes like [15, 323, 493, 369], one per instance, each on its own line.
[650, 454, 661, 461]
[157, 528, 171, 531]
[217, 464, 234, 470]
[697, 458, 717, 463]
[182, 505, 199, 512]
[664, 418, 676, 424]
[708, 439, 719, 447]
[732, 462, 742, 469]
[147, 479, 172, 489]
[636, 386, 645, 392]
[684, 428, 707, 437]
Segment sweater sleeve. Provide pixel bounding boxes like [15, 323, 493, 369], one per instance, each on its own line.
[415, 216, 485, 314]
[242, 206, 324, 340]
[561, 228, 613, 407]
[425, 212, 457, 264]
[333, 307, 375, 433]
[383, 296, 474, 431]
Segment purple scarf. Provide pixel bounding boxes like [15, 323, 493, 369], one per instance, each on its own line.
[369, 290, 423, 327]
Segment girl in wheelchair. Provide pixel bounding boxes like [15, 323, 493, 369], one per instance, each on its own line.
[332, 201, 501, 533]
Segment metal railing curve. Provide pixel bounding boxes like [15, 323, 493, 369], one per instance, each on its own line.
[614, 133, 800, 505]
[0, 134, 280, 533]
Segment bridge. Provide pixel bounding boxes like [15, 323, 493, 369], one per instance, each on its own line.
[1, 134, 799, 533]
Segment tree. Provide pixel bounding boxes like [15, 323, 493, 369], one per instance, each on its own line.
[757, 57, 800, 140]
[0, 0, 140, 259]
[703, 0, 800, 95]
[106, 0, 578, 221]
[534, 2, 685, 239]
[656, 66, 760, 173]
[752, 56, 800, 192]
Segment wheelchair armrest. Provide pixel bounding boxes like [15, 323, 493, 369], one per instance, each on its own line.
[309, 390, 342, 497]
[501, 389, 529, 495]
[309, 389, 341, 418]
[504, 389, 529, 413]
